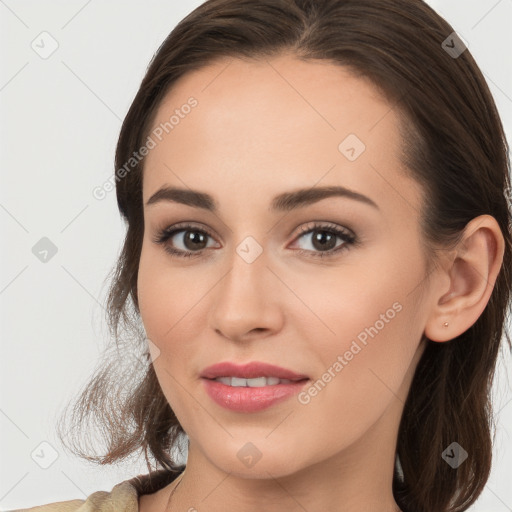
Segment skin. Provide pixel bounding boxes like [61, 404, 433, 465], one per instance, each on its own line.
[136, 54, 505, 512]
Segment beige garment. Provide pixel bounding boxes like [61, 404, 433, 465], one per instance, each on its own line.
[14, 481, 138, 512]
[14, 467, 185, 512]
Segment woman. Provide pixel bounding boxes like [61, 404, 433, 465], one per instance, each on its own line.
[20, 0, 511, 511]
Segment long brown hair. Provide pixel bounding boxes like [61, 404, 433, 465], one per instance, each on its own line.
[57, 1, 512, 511]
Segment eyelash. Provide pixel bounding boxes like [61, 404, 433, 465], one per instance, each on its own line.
[152, 222, 358, 260]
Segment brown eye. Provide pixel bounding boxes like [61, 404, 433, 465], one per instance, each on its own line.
[179, 230, 209, 251]
[291, 223, 357, 259]
[152, 223, 218, 259]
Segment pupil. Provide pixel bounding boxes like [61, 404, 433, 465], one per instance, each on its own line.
[313, 230, 335, 251]
[186, 231, 206, 250]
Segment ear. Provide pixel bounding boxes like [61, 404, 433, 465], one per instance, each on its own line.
[424, 215, 505, 343]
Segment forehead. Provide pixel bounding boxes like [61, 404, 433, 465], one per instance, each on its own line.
[141, 55, 422, 222]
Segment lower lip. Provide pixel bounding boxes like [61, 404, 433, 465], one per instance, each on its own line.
[201, 378, 310, 413]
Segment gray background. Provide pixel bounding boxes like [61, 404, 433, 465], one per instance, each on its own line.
[1, 1, 511, 510]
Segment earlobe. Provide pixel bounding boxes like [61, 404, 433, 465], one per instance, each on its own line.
[423, 215, 505, 343]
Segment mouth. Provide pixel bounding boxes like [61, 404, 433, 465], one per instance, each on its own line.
[201, 376, 311, 413]
[200, 361, 310, 382]
[203, 376, 309, 387]
[199, 361, 310, 412]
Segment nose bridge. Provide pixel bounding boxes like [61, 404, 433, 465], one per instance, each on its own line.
[217, 238, 269, 311]
[208, 236, 281, 339]
[219, 224, 270, 293]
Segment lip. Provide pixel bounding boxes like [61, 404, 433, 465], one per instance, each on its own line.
[200, 361, 309, 381]
[201, 378, 310, 413]
[200, 361, 310, 413]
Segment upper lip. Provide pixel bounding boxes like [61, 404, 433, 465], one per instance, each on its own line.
[200, 361, 309, 381]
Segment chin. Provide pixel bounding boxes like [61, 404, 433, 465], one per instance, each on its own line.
[207, 442, 305, 480]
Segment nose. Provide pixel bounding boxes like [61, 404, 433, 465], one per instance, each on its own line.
[208, 248, 283, 342]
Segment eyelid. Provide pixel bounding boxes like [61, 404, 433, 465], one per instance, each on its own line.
[178, 221, 216, 237]
[158, 221, 218, 242]
[292, 221, 354, 238]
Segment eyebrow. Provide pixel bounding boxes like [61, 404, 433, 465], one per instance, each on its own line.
[145, 185, 379, 212]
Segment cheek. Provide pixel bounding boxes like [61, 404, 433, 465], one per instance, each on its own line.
[292, 250, 424, 442]
[137, 247, 198, 413]
[137, 243, 188, 339]
[293, 309, 417, 459]
[137, 243, 209, 374]
[292, 245, 413, 355]
[137, 247, 164, 335]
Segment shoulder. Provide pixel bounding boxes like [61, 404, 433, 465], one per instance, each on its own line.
[13, 499, 86, 512]
[15, 480, 138, 512]
[14, 467, 185, 512]
[126, 466, 185, 496]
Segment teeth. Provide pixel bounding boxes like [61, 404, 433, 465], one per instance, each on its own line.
[214, 376, 293, 387]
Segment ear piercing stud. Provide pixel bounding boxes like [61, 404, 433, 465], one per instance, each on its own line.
[443, 322, 449, 327]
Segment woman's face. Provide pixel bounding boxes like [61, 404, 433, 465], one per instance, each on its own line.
[137, 54, 436, 478]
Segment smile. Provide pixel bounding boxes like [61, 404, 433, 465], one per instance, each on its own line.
[212, 376, 294, 386]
